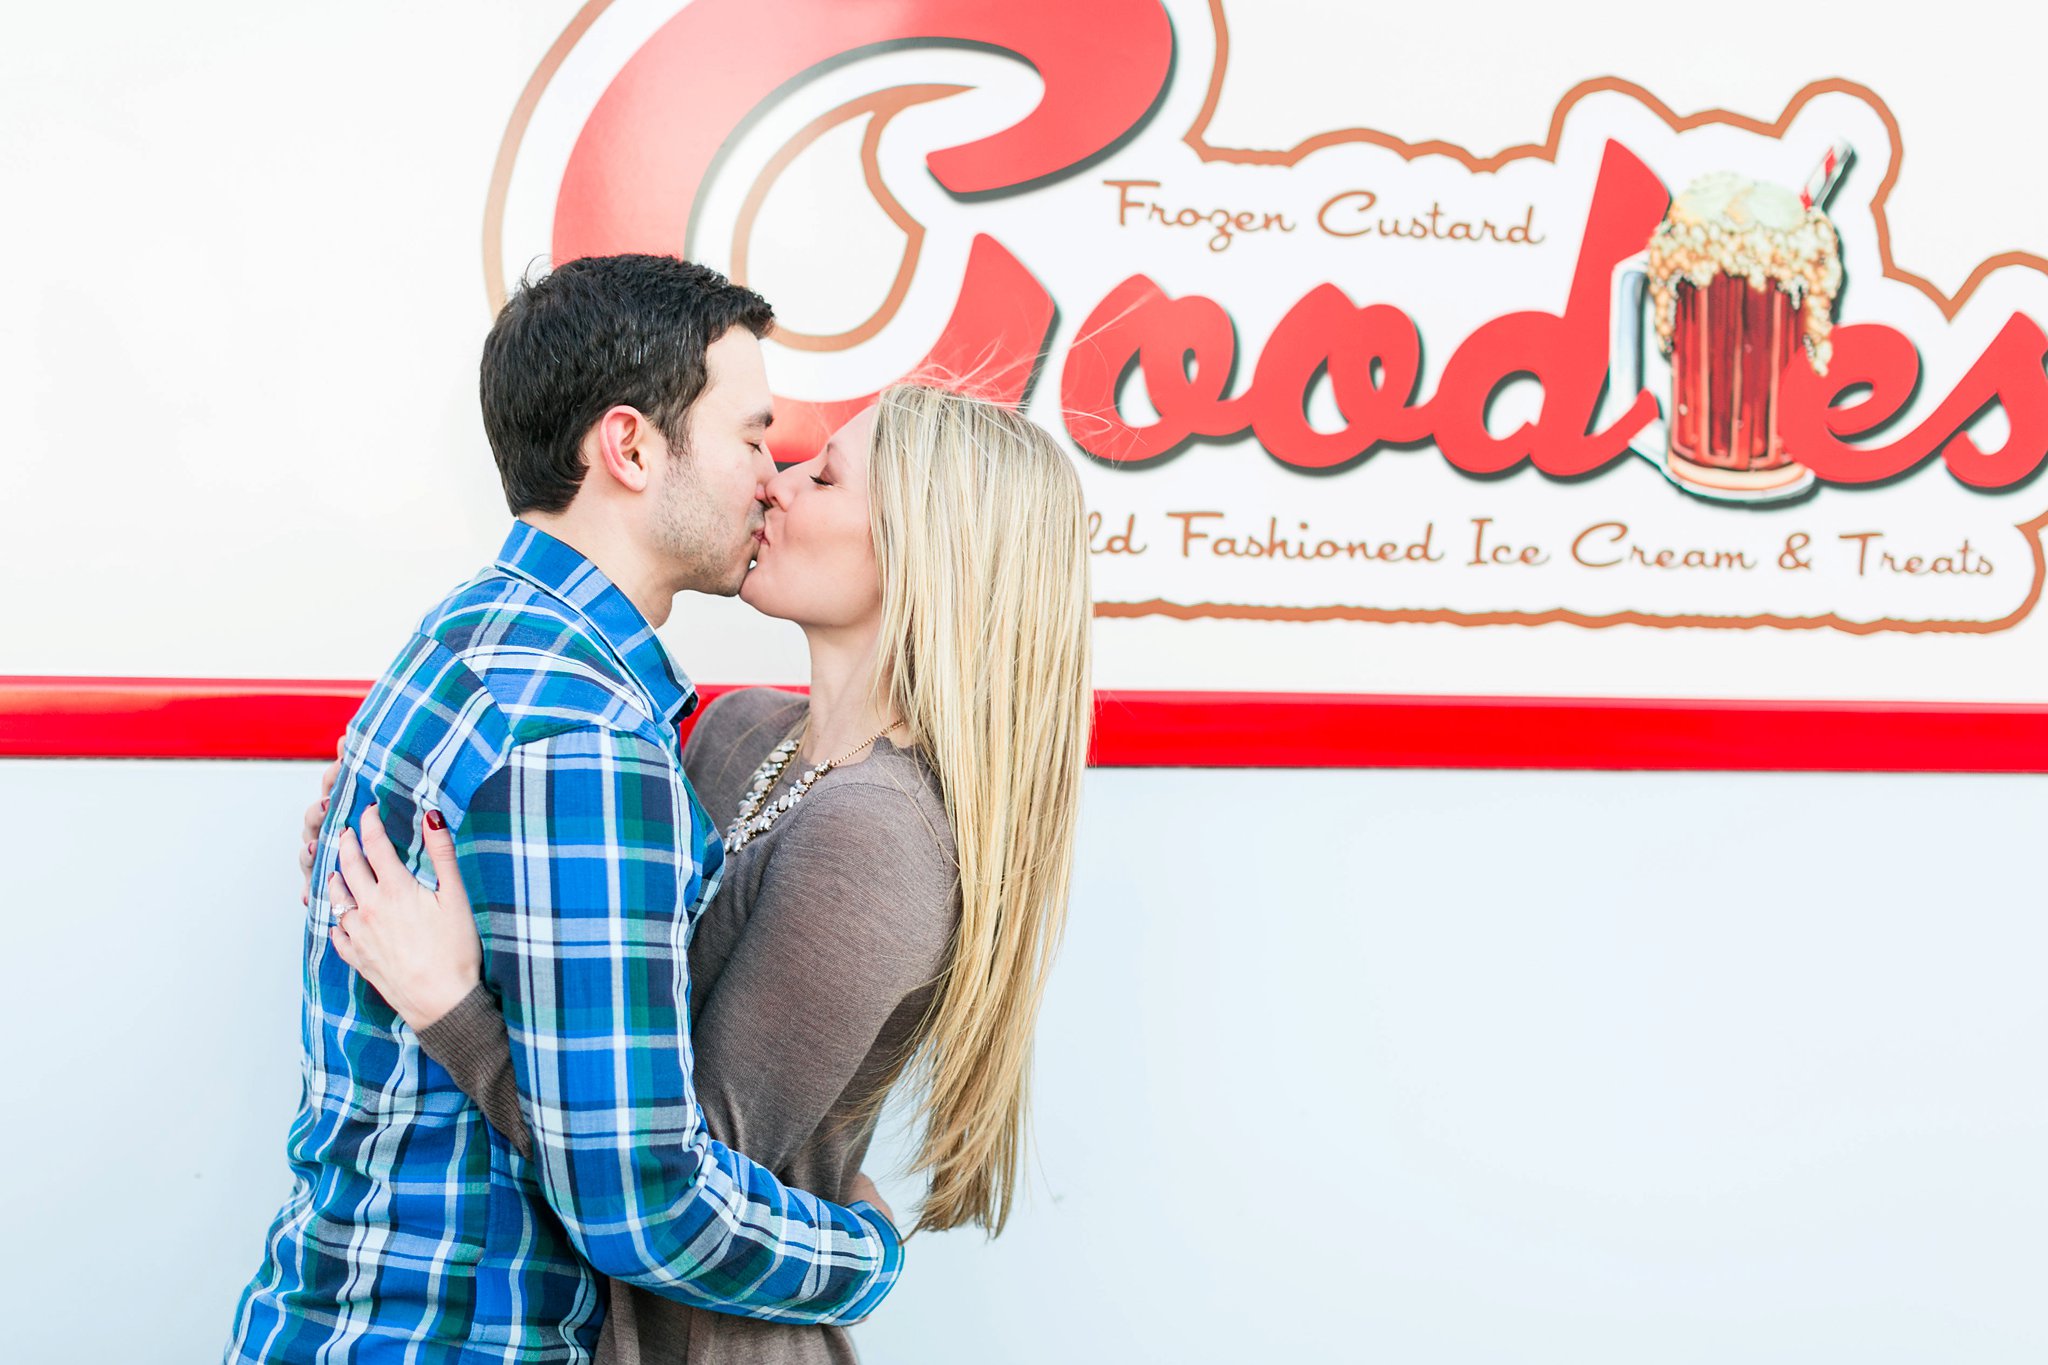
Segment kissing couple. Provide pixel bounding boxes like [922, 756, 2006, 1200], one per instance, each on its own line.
[225, 254, 1092, 1365]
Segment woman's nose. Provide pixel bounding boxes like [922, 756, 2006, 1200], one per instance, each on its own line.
[762, 465, 798, 509]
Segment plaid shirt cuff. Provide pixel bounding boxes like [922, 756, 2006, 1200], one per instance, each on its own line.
[837, 1202, 907, 1323]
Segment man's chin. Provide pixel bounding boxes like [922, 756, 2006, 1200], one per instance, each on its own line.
[677, 568, 750, 600]
[717, 558, 756, 598]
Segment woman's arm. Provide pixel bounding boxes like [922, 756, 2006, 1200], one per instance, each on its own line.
[293, 745, 536, 1154]
[297, 743, 344, 905]
[327, 811, 531, 1153]
[398, 779, 952, 1174]
[688, 780, 957, 1175]
[416, 983, 534, 1158]
[319, 765, 947, 1203]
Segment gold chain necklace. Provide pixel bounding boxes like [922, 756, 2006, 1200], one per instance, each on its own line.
[724, 722, 894, 853]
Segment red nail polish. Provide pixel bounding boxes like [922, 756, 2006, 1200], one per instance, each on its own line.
[426, 809, 446, 831]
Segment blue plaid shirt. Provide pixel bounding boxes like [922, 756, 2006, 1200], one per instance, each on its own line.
[227, 524, 902, 1364]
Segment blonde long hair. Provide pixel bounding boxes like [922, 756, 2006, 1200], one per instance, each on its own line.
[865, 382, 1092, 1235]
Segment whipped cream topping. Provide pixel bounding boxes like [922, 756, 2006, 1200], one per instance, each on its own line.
[1646, 171, 1843, 373]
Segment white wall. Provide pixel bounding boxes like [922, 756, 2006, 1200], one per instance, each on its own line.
[5, 759, 2044, 1362]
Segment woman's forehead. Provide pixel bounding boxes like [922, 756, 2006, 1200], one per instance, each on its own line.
[824, 405, 879, 459]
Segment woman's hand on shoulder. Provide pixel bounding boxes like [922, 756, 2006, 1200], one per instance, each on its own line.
[298, 737, 345, 906]
[848, 1171, 897, 1233]
[328, 803, 482, 1031]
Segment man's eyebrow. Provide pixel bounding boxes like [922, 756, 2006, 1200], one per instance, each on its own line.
[744, 407, 775, 430]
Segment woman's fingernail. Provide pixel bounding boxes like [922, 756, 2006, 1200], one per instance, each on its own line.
[307, 841, 316, 854]
[321, 798, 330, 811]
[426, 809, 446, 831]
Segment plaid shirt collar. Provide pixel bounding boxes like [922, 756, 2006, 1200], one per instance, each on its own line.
[493, 521, 699, 724]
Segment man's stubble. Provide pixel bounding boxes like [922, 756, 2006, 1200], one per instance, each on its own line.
[656, 440, 761, 598]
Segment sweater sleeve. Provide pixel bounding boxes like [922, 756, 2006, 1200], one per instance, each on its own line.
[416, 982, 534, 1159]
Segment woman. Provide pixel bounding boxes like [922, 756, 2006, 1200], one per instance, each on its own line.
[305, 383, 1091, 1363]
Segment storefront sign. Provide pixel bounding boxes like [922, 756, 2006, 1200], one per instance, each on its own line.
[488, 0, 2048, 717]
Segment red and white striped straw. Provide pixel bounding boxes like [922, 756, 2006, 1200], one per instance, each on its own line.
[1799, 140, 1855, 211]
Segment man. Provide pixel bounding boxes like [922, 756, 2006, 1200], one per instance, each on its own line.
[226, 256, 901, 1364]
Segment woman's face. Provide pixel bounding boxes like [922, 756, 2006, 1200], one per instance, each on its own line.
[740, 405, 882, 632]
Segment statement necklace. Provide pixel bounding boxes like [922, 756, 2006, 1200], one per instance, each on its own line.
[725, 722, 894, 853]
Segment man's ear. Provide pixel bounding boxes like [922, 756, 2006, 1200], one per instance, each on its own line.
[584, 405, 657, 494]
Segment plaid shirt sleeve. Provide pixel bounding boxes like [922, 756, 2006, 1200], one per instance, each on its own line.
[459, 726, 903, 1324]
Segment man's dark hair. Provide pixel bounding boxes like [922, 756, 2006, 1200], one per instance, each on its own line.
[479, 255, 774, 515]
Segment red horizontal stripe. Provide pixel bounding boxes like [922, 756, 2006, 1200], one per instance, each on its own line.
[1, 676, 2046, 770]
